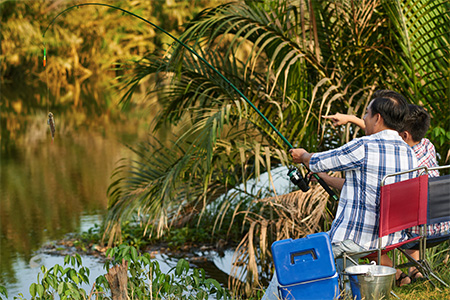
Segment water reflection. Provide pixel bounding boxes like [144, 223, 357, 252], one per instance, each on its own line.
[0, 100, 237, 298]
[0, 112, 138, 296]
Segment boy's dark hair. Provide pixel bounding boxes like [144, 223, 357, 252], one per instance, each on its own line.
[370, 90, 408, 131]
[400, 104, 430, 142]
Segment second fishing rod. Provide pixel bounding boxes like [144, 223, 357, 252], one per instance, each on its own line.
[42, 2, 338, 201]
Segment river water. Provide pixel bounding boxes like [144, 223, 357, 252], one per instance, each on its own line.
[0, 108, 129, 297]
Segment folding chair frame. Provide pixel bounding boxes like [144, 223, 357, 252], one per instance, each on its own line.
[396, 164, 450, 288]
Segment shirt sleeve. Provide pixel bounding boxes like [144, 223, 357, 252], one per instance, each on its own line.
[426, 140, 440, 177]
[310, 137, 366, 173]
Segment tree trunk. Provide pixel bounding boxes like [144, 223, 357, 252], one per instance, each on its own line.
[105, 259, 128, 300]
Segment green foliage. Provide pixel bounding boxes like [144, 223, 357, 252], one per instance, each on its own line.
[105, 245, 231, 300]
[114, 244, 233, 300]
[9, 253, 90, 300]
[430, 127, 450, 164]
[72, 210, 242, 255]
[106, 0, 450, 296]
[393, 243, 450, 300]
[424, 241, 450, 274]
[6, 245, 232, 300]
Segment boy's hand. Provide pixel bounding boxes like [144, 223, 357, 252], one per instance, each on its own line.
[322, 113, 352, 126]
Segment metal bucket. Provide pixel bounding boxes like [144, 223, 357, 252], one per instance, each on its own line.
[343, 264, 396, 300]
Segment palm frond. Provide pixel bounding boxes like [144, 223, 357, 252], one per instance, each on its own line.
[381, 0, 449, 161]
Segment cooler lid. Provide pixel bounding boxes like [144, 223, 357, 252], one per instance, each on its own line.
[271, 232, 336, 285]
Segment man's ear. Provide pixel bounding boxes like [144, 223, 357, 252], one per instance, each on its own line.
[375, 113, 383, 125]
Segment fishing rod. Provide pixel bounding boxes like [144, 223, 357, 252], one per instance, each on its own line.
[42, 2, 338, 201]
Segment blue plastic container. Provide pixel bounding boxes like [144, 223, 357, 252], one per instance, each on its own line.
[271, 232, 340, 300]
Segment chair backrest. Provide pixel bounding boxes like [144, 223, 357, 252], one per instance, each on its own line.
[427, 165, 450, 225]
[379, 166, 428, 237]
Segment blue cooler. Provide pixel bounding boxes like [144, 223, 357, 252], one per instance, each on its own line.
[271, 232, 340, 300]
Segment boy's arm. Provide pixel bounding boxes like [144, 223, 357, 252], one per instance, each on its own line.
[323, 113, 366, 130]
[310, 172, 345, 190]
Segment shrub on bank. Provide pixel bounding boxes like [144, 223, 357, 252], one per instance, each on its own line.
[2, 245, 231, 300]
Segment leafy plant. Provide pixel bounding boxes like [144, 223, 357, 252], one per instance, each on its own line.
[105, 245, 231, 300]
[11, 254, 91, 300]
[6, 245, 232, 300]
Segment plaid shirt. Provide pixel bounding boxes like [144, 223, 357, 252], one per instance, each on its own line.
[409, 138, 449, 236]
[310, 130, 418, 250]
[413, 138, 439, 177]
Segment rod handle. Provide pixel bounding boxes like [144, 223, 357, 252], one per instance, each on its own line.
[312, 173, 339, 201]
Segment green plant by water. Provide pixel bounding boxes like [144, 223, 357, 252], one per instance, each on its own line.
[0, 245, 231, 300]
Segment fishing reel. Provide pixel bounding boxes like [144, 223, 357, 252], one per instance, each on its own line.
[287, 166, 310, 192]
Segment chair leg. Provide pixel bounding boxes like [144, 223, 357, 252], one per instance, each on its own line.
[340, 253, 360, 298]
[397, 248, 447, 289]
[422, 259, 449, 288]
[345, 255, 359, 266]
[342, 254, 347, 294]
[390, 290, 400, 299]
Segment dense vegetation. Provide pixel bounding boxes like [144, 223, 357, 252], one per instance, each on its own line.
[104, 0, 450, 296]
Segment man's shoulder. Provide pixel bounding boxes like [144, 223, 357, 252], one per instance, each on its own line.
[339, 130, 404, 151]
[360, 129, 404, 144]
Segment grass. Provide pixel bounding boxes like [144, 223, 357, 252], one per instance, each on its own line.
[392, 241, 450, 299]
[392, 266, 450, 300]
[393, 280, 450, 300]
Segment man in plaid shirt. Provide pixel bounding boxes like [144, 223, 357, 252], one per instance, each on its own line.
[317, 103, 444, 285]
[290, 90, 418, 284]
[262, 91, 416, 300]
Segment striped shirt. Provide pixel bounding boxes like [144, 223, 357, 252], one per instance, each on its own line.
[310, 129, 418, 250]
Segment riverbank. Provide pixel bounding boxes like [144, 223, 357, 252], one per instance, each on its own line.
[40, 231, 232, 265]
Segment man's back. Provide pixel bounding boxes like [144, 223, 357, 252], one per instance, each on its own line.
[310, 129, 418, 249]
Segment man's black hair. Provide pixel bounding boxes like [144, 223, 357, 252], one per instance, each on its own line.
[370, 90, 409, 131]
[400, 104, 430, 142]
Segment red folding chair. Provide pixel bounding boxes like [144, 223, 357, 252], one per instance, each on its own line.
[375, 166, 428, 263]
[342, 166, 428, 273]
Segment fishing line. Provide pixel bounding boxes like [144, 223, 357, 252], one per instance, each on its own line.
[43, 43, 49, 112]
[43, 42, 55, 142]
[42, 2, 338, 200]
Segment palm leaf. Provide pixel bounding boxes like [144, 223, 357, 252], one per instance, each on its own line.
[381, 0, 449, 161]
